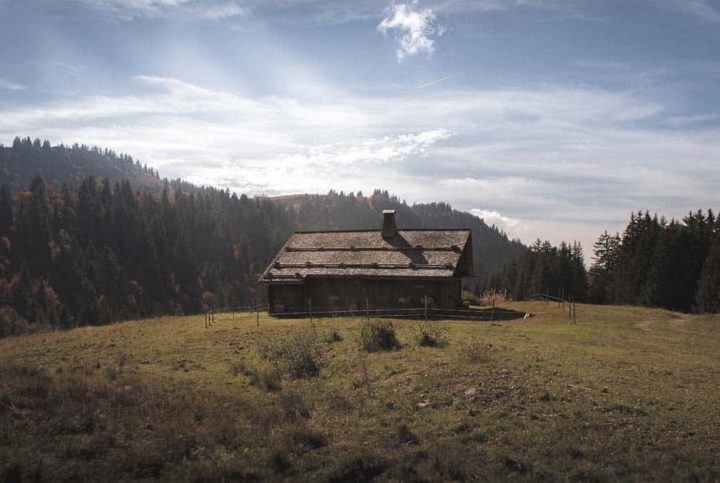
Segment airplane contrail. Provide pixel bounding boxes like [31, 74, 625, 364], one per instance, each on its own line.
[417, 73, 459, 89]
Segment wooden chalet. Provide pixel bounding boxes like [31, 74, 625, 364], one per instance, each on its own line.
[259, 210, 473, 315]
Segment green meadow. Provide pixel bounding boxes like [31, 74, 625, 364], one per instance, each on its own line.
[1, 302, 719, 481]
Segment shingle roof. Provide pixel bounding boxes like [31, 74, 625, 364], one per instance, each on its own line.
[260, 229, 473, 282]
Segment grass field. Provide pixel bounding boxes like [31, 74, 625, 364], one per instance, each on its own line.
[1, 302, 719, 481]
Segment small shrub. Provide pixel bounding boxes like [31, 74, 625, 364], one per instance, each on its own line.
[104, 367, 118, 381]
[260, 368, 283, 391]
[269, 449, 292, 473]
[216, 427, 238, 451]
[328, 453, 387, 482]
[324, 327, 343, 343]
[261, 330, 327, 379]
[360, 320, 400, 352]
[239, 362, 282, 392]
[291, 427, 327, 449]
[279, 390, 311, 421]
[78, 411, 97, 434]
[415, 323, 447, 348]
[461, 341, 493, 363]
[395, 424, 420, 445]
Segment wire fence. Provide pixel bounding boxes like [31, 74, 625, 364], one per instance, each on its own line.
[201, 288, 580, 329]
[202, 302, 527, 327]
[532, 289, 578, 324]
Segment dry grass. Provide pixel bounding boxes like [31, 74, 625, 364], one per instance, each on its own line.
[1, 302, 719, 481]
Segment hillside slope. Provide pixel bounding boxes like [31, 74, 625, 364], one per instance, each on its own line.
[1, 303, 718, 481]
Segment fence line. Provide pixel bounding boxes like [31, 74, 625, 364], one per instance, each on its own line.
[203, 304, 522, 326]
[204, 303, 269, 328]
[532, 290, 577, 324]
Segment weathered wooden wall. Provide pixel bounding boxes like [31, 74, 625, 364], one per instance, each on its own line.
[267, 283, 304, 314]
[268, 277, 462, 314]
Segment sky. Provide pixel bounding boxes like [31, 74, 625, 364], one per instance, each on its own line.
[1, 0, 720, 253]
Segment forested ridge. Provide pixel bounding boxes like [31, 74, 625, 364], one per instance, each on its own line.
[486, 210, 720, 313]
[1, 137, 163, 192]
[0, 139, 525, 336]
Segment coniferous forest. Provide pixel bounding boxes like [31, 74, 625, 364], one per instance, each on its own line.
[484, 240, 588, 303]
[0, 139, 525, 337]
[2, 138, 719, 338]
[485, 210, 720, 313]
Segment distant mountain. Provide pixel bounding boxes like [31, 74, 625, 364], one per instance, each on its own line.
[0, 137, 163, 192]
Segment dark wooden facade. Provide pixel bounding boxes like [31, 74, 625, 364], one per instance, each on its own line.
[260, 211, 473, 315]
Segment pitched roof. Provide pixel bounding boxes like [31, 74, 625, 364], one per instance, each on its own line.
[260, 229, 473, 282]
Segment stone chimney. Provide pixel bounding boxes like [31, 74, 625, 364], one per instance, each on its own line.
[382, 209, 397, 238]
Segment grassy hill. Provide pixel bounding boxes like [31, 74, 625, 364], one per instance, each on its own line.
[1, 303, 719, 481]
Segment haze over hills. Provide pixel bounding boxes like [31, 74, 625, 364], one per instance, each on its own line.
[0, 137, 164, 193]
[0, 139, 526, 335]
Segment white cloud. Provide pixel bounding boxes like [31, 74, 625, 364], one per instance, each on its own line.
[470, 208, 522, 234]
[1, 75, 719, 252]
[84, 0, 246, 19]
[191, 2, 246, 19]
[282, 129, 452, 167]
[0, 79, 26, 91]
[664, 0, 720, 24]
[378, 1, 442, 61]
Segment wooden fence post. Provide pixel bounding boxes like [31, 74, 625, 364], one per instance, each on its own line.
[309, 298, 313, 329]
[573, 298, 577, 324]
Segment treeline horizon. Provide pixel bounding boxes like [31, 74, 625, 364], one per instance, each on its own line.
[0, 139, 524, 337]
[2, 138, 718, 338]
[486, 210, 720, 313]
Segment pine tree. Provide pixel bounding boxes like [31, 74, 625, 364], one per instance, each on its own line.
[0, 184, 12, 237]
[695, 232, 720, 313]
[14, 177, 53, 277]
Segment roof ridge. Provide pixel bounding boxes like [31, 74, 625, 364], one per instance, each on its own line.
[293, 228, 471, 234]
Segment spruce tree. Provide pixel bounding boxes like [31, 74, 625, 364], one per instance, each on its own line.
[0, 184, 12, 237]
[695, 233, 720, 313]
